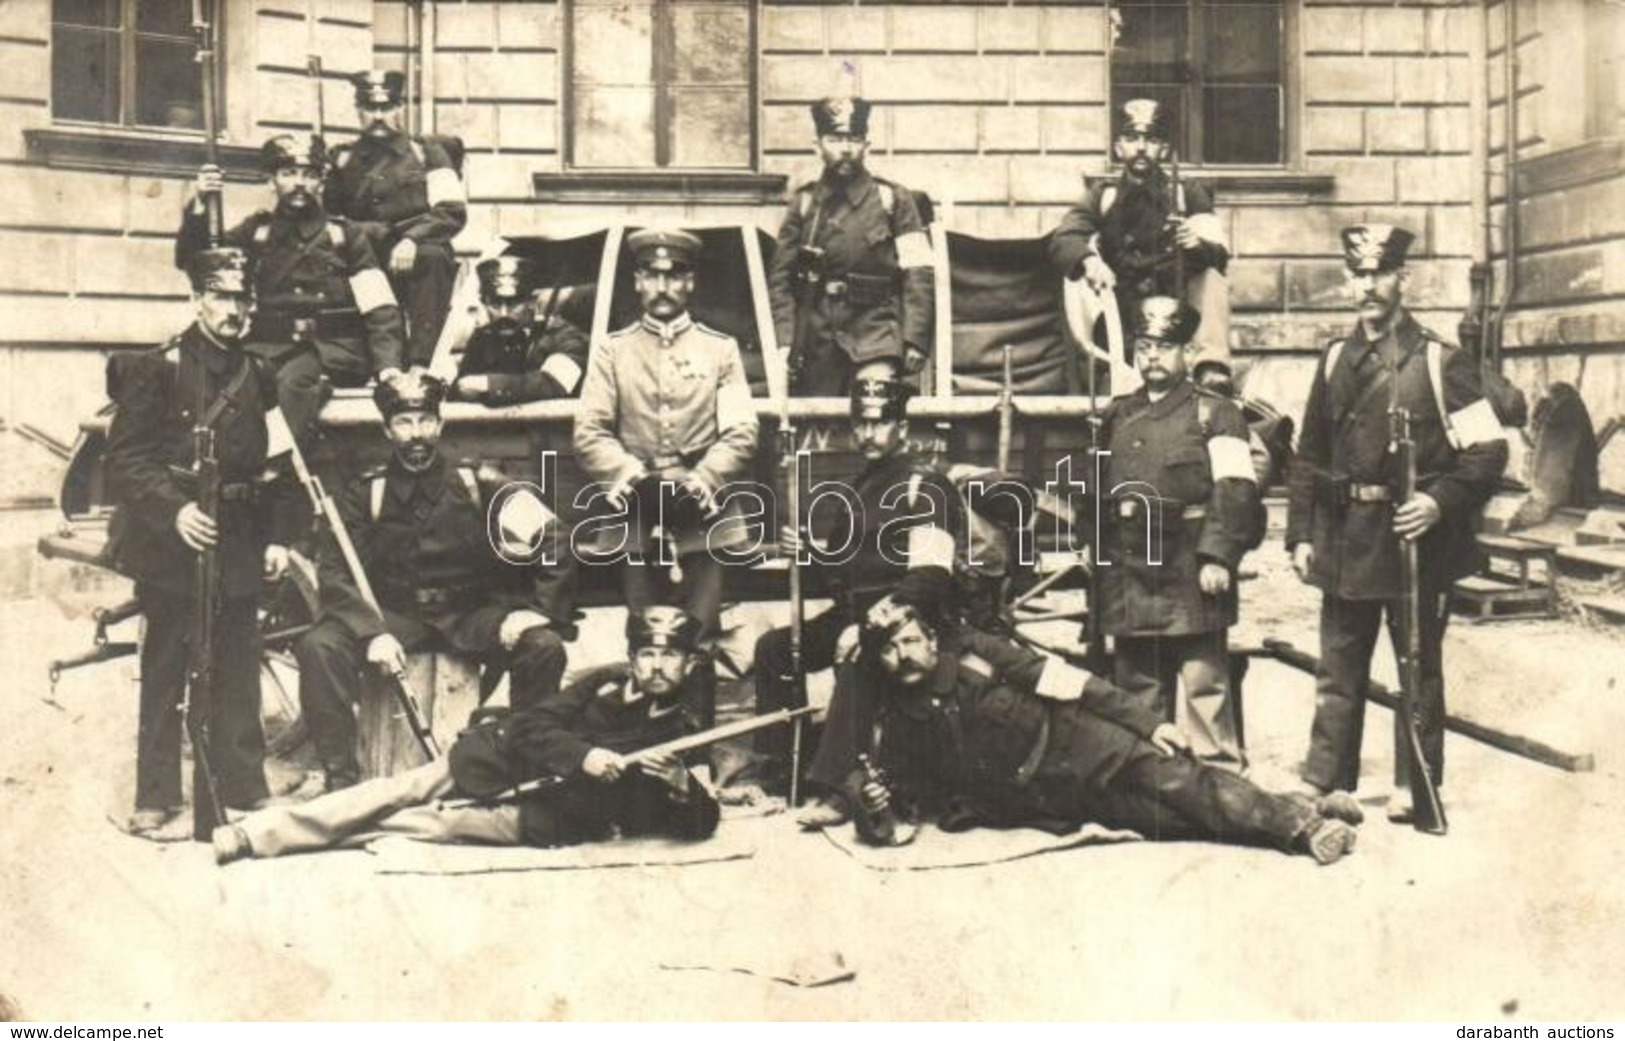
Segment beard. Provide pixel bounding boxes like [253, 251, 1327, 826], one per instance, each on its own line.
[279, 187, 316, 213]
[396, 439, 437, 471]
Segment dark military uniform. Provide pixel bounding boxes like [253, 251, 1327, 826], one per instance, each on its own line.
[1288, 308, 1507, 793]
[1095, 377, 1263, 763]
[769, 98, 934, 396]
[326, 102, 465, 368]
[296, 451, 576, 789]
[753, 381, 965, 790]
[452, 256, 591, 406]
[176, 204, 405, 449]
[860, 627, 1322, 855]
[221, 610, 718, 859]
[104, 320, 300, 813]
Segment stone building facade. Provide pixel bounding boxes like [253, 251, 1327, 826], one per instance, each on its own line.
[1, 0, 1620, 492]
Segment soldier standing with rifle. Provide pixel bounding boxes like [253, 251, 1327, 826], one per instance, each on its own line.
[105, 248, 301, 840]
[177, 133, 407, 452]
[293, 370, 576, 792]
[212, 607, 722, 863]
[769, 97, 935, 396]
[1288, 226, 1508, 825]
[325, 71, 467, 368]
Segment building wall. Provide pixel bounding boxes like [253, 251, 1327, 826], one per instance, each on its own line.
[4, 0, 1605, 469]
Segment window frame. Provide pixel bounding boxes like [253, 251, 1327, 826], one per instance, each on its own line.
[1107, 0, 1299, 170]
[560, 0, 760, 175]
[49, 0, 224, 136]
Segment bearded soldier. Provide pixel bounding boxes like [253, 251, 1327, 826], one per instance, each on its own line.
[325, 71, 467, 367]
[769, 97, 935, 396]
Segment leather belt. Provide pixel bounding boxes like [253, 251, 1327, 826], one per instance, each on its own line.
[218, 482, 259, 504]
[1115, 499, 1203, 520]
[821, 280, 848, 298]
[254, 311, 366, 343]
[1347, 483, 1393, 503]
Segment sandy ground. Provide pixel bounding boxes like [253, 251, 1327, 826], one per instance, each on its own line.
[3, 538, 1624, 1022]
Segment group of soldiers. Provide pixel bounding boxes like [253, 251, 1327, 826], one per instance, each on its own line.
[102, 81, 1507, 867]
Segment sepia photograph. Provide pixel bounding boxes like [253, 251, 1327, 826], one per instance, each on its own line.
[0, 0, 1622, 1024]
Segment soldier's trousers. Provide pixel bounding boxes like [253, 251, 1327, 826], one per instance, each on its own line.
[1038, 749, 1316, 853]
[234, 759, 520, 858]
[134, 586, 269, 811]
[392, 242, 456, 368]
[1113, 631, 1242, 766]
[1303, 588, 1450, 793]
[753, 601, 886, 793]
[295, 608, 567, 785]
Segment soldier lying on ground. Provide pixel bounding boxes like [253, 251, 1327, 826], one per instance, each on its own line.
[847, 569, 1363, 865]
[213, 606, 719, 863]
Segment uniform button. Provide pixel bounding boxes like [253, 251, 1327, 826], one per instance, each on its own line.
[1133, 439, 1144, 448]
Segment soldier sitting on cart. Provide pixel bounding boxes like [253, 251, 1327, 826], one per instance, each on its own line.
[450, 255, 591, 407]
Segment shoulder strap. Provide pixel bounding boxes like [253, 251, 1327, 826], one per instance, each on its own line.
[1324, 340, 1346, 380]
[370, 476, 386, 522]
[1175, 180, 1187, 215]
[409, 139, 426, 165]
[252, 223, 271, 246]
[798, 187, 814, 219]
[877, 181, 895, 215]
[906, 471, 924, 508]
[200, 359, 256, 429]
[1195, 393, 1216, 437]
[1100, 185, 1117, 216]
[326, 222, 345, 248]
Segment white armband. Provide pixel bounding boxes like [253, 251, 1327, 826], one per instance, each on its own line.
[906, 525, 955, 570]
[1185, 212, 1227, 250]
[426, 167, 465, 208]
[540, 353, 584, 394]
[1447, 398, 1506, 449]
[716, 383, 754, 430]
[1036, 658, 1096, 702]
[349, 268, 397, 314]
[1208, 435, 1257, 483]
[263, 406, 294, 459]
[894, 229, 934, 269]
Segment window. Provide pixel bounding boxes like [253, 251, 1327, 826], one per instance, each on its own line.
[1109, 0, 1286, 165]
[565, 0, 755, 171]
[51, 0, 213, 131]
[1590, 0, 1624, 138]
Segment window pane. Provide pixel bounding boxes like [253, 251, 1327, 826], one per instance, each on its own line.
[572, 1, 653, 86]
[52, 26, 120, 122]
[1204, 4, 1280, 85]
[53, 0, 119, 29]
[573, 88, 657, 168]
[1204, 86, 1279, 163]
[671, 4, 749, 85]
[669, 88, 750, 167]
[135, 36, 201, 128]
[136, 0, 192, 37]
[1111, 3, 1188, 85]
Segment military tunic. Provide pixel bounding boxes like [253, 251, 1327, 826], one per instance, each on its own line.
[295, 454, 575, 786]
[176, 204, 406, 448]
[326, 132, 466, 366]
[453, 313, 590, 406]
[1093, 380, 1263, 762]
[861, 629, 1317, 852]
[768, 170, 935, 395]
[1287, 309, 1508, 792]
[103, 324, 301, 811]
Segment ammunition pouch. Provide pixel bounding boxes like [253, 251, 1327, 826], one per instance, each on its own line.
[791, 245, 828, 288]
[843, 272, 895, 308]
[165, 466, 260, 505]
[377, 581, 482, 616]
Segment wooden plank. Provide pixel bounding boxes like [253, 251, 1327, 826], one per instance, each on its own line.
[739, 224, 785, 401]
[1258, 639, 1595, 773]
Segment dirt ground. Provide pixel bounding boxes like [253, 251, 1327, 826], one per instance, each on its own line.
[3, 537, 1623, 1022]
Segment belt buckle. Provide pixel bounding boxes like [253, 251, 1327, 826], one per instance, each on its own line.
[1116, 499, 1138, 519]
[823, 280, 848, 298]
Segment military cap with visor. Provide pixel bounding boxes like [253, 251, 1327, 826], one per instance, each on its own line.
[374, 368, 447, 419]
[627, 605, 703, 653]
[1117, 98, 1171, 140]
[1131, 296, 1201, 346]
[850, 376, 911, 422]
[352, 70, 407, 107]
[260, 132, 327, 175]
[811, 96, 873, 138]
[627, 227, 702, 273]
[188, 247, 253, 296]
[476, 256, 539, 304]
[1339, 224, 1415, 274]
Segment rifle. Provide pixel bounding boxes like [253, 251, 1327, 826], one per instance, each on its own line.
[306, 55, 325, 140]
[437, 706, 817, 811]
[185, 372, 227, 841]
[1082, 295, 1108, 674]
[997, 345, 1014, 473]
[778, 380, 809, 807]
[1389, 404, 1448, 835]
[284, 440, 442, 759]
[1167, 145, 1185, 297]
[191, 0, 222, 247]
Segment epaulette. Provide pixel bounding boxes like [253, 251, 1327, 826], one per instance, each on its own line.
[1418, 324, 1458, 350]
[332, 144, 353, 169]
[594, 679, 622, 700]
[1192, 384, 1228, 401]
[692, 321, 732, 341]
[358, 463, 387, 481]
[606, 322, 639, 340]
[325, 220, 346, 247]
